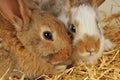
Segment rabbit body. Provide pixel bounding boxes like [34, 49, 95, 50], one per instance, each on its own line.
[0, 13, 54, 79]
[0, 0, 72, 79]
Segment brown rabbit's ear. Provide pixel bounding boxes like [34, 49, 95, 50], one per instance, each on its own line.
[0, 0, 31, 31]
[95, 0, 105, 7]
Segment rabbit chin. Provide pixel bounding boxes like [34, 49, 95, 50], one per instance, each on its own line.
[78, 52, 99, 65]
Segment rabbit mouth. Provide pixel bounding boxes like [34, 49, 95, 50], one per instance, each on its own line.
[42, 48, 71, 65]
[40, 52, 64, 65]
[51, 48, 71, 64]
[79, 52, 96, 57]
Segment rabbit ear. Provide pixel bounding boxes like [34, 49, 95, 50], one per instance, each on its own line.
[66, 0, 105, 8]
[0, 0, 31, 31]
[95, 0, 105, 7]
[90, 0, 105, 7]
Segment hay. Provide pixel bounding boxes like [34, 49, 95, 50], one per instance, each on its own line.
[42, 48, 120, 80]
[1, 47, 120, 80]
[101, 11, 120, 27]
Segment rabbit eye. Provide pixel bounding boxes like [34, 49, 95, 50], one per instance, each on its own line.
[43, 31, 53, 41]
[70, 24, 76, 33]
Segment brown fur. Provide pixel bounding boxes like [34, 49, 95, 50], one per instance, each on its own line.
[0, 14, 54, 79]
[75, 34, 100, 54]
[69, 34, 100, 65]
[33, 0, 104, 66]
[0, 0, 72, 79]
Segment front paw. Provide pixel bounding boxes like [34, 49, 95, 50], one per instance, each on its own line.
[54, 65, 67, 73]
[104, 39, 115, 51]
[84, 58, 99, 65]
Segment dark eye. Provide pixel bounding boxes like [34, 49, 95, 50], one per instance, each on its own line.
[43, 31, 53, 41]
[70, 24, 76, 33]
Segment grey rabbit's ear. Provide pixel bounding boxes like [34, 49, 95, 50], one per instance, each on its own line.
[67, 0, 105, 7]
[0, 0, 31, 31]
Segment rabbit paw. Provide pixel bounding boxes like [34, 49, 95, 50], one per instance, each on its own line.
[54, 65, 67, 73]
[80, 57, 98, 65]
[104, 39, 115, 51]
[85, 60, 96, 65]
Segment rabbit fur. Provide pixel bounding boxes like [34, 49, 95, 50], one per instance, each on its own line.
[33, 0, 105, 29]
[0, 0, 72, 79]
[68, 3, 105, 65]
[34, 0, 105, 65]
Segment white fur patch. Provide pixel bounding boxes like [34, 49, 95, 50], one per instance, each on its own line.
[104, 39, 114, 51]
[55, 65, 67, 73]
[70, 5, 101, 45]
[57, 11, 69, 29]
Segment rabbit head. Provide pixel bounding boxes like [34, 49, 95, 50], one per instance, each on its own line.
[0, 0, 72, 65]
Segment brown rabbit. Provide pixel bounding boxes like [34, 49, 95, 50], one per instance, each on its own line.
[0, 0, 72, 79]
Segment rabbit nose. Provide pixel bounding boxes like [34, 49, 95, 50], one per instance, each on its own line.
[87, 51, 92, 55]
[87, 48, 95, 55]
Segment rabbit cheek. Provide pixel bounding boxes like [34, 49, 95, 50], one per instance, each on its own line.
[75, 40, 86, 54]
[30, 38, 40, 46]
[49, 46, 72, 65]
